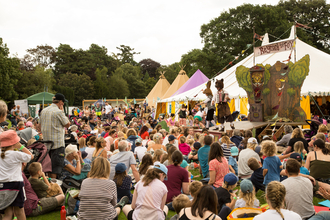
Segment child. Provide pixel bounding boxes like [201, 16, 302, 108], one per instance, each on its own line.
[189, 181, 203, 200]
[228, 146, 238, 175]
[248, 157, 265, 192]
[188, 142, 200, 162]
[187, 139, 194, 150]
[214, 173, 238, 212]
[0, 130, 33, 219]
[289, 153, 310, 175]
[113, 163, 132, 204]
[171, 194, 192, 220]
[235, 179, 260, 208]
[28, 162, 64, 198]
[179, 136, 191, 162]
[72, 151, 91, 180]
[134, 137, 147, 162]
[294, 141, 307, 159]
[152, 149, 164, 164]
[262, 140, 283, 186]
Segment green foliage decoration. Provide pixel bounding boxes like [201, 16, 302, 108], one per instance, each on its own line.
[288, 55, 310, 87]
[235, 65, 252, 92]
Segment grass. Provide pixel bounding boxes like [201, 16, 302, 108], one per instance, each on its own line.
[27, 167, 325, 220]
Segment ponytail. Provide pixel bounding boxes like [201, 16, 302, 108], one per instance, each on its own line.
[0, 146, 10, 159]
[142, 168, 162, 186]
[266, 181, 286, 219]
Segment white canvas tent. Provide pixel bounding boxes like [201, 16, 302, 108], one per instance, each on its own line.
[159, 26, 330, 103]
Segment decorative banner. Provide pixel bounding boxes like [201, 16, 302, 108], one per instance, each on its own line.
[254, 39, 294, 57]
[133, 98, 136, 104]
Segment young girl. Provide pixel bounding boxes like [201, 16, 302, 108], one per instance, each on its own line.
[262, 140, 283, 186]
[178, 104, 188, 126]
[0, 130, 33, 219]
[179, 136, 191, 161]
[293, 141, 307, 159]
[152, 149, 164, 164]
[113, 163, 133, 204]
[92, 137, 107, 161]
[235, 179, 260, 208]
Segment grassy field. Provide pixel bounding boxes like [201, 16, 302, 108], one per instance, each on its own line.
[27, 167, 325, 220]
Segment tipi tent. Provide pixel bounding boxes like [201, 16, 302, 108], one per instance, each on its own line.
[171, 69, 209, 97]
[160, 26, 330, 104]
[146, 71, 171, 107]
[161, 65, 189, 99]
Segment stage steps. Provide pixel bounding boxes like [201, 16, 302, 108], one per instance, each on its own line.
[258, 124, 285, 141]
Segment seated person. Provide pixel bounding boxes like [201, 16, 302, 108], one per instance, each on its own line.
[28, 162, 63, 199]
[235, 179, 259, 208]
[215, 173, 238, 212]
[189, 181, 203, 200]
[188, 142, 200, 162]
[171, 194, 192, 220]
[113, 163, 133, 204]
[61, 144, 83, 180]
[71, 151, 91, 180]
[248, 157, 265, 192]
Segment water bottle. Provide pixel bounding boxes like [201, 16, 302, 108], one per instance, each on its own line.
[60, 206, 66, 220]
[190, 160, 194, 169]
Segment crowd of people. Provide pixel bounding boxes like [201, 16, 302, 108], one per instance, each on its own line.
[1, 94, 330, 220]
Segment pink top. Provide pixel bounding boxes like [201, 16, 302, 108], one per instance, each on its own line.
[166, 118, 175, 126]
[209, 157, 229, 188]
[179, 143, 191, 156]
[133, 178, 168, 220]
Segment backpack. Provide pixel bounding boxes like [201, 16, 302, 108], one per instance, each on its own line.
[65, 188, 80, 215]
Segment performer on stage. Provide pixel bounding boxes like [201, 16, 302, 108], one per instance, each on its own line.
[197, 81, 216, 129]
[214, 79, 235, 131]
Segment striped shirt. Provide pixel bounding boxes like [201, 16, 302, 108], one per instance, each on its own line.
[221, 143, 235, 160]
[40, 104, 69, 149]
[78, 178, 117, 220]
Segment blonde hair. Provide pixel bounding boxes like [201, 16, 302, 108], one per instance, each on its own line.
[152, 149, 164, 163]
[239, 188, 256, 207]
[261, 140, 277, 156]
[17, 121, 25, 129]
[222, 181, 237, 190]
[294, 141, 304, 154]
[180, 136, 186, 144]
[221, 135, 233, 148]
[172, 194, 192, 214]
[27, 138, 36, 147]
[189, 181, 203, 198]
[89, 157, 110, 179]
[291, 128, 304, 139]
[0, 100, 8, 119]
[153, 133, 163, 144]
[247, 142, 258, 151]
[266, 181, 286, 219]
[187, 139, 194, 146]
[126, 128, 136, 137]
[318, 124, 328, 133]
[78, 137, 86, 150]
[315, 133, 326, 142]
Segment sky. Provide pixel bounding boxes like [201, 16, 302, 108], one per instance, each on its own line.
[1, 0, 328, 65]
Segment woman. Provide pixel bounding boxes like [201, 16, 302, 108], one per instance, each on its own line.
[61, 144, 83, 180]
[70, 125, 78, 140]
[92, 137, 107, 161]
[284, 128, 308, 154]
[178, 185, 221, 220]
[122, 164, 168, 220]
[305, 139, 330, 183]
[164, 150, 190, 204]
[221, 135, 236, 159]
[126, 128, 139, 153]
[0, 100, 8, 134]
[83, 106, 90, 117]
[77, 157, 129, 220]
[147, 133, 166, 152]
[308, 124, 329, 148]
[138, 154, 154, 179]
[78, 137, 87, 151]
[139, 125, 149, 140]
[238, 130, 252, 151]
[254, 181, 301, 220]
[208, 142, 229, 188]
[85, 136, 97, 161]
[178, 104, 188, 126]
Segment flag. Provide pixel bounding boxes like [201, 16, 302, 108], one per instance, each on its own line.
[104, 98, 106, 102]
[157, 97, 161, 101]
[254, 33, 264, 41]
[133, 98, 136, 104]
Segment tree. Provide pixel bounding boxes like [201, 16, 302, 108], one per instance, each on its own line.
[0, 38, 22, 101]
[145, 77, 157, 93]
[58, 72, 95, 105]
[156, 63, 181, 84]
[16, 66, 55, 99]
[26, 45, 56, 68]
[143, 71, 150, 82]
[139, 58, 161, 78]
[114, 63, 146, 98]
[53, 85, 75, 106]
[94, 67, 110, 99]
[108, 74, 130, 98]
[115, 45, 140, 66]
[53, 44, 77, 79]
[180, 49, 214, 78]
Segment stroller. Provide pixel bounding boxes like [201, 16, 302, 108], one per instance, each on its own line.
[304, 119, 322, 141]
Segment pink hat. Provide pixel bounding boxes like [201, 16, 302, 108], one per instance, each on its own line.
[26, 122, 33, 127]
[0, 130, 21, 148]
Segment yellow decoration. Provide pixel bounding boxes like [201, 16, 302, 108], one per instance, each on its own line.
[240, 97, 248, 116]
[280, 79, 285, 82]
[228, 98, 235, 114]
[242, 50, 245, 54]
[293, 41, 296, 48]
[171, 101, 175, 114]
[300, 95, 311, 129]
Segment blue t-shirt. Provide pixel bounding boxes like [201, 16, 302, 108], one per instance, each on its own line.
[228, 156, 238, 175]
[198, 145, 210, 178]
[300, 166, 310, 175]
[262, 156, 282, 186]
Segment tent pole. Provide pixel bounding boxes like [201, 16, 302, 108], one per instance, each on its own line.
[294, 24, 297, 63]
[253, 26, 255, 66]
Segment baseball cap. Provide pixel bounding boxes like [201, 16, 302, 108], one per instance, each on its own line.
[290, 153, 302, 160]
[224, 173, 239, 185]
[262, 135, 270, 140]
[0, 130, 20, 148]
[248, 137, 258, 144]
[240, 179, 254, 193]
[153, 163, 168, 175]
[54, 93, 68, 103]
[115, 163, 127, 173]
[135, 137, 142, 144]
[193, 142, 201, 150]
[65, 144, 78, 155]
[255, 146, 261, 154]
[168, 135, 176, 141]
[230, 146, 239, 156]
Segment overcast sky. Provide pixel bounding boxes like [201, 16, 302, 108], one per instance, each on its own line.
[1, 0, 328, 65]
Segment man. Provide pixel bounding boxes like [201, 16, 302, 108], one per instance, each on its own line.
[198, 135, 212, 178]
[165, 135, 177, 151]
[10, 105, 17, 127]
[40, 93, 70, 178]
[276, 125, 293, 153]
[282, 159, 315, 220]
[238, 137, 261, 178]
[109, 140, 140, 182]
[95, 103, 102, 118]
[230, 129, 243, 148]
[104, 102, 112, 121]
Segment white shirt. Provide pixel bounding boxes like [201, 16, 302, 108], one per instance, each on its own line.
[254, 209, 302, 220]
[85, 147, 95, 161]
[0, 150, 31, 182]
[104, 105, 112, 114]
[134, 146, 147, 162]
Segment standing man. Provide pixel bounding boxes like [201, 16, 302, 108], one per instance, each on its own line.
[10, 105, 17, 127]
[95, 103, 102, 118]
[40, 93, 70, 178]
[104, 102, 112, 122]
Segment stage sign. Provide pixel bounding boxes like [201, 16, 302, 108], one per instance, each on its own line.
[254, 39, 294, 57]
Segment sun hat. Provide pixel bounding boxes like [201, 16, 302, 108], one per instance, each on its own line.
[65, 144, 78, 155]
[25, 121, 33, 127]
[248, 137, 258, 144]
[168, 135, 176, 141]
[0, 130, 20, 148]
[153, 162, 168, 175]
[224, 173, 239, 185]
[115, 163, 127, 173]
[193, 142, 201, 150]
[240, 179, 254, 193]
[230, 146, 239, 156]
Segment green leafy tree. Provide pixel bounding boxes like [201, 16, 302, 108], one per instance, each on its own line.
[0, 38, 22, 101]
[108, 74, 130, 98]
[53, 85, 75, 106]
[58, 72, 94, 105]
[53, 44, 76, 79]
[94, 67, 110, 99]
[139, 58, 161, 78]
[145, 77, 157, 93]
[26, 45, 56, 68]
[156, 63, 181, 84]
[180, 49, 214, 78]
[143, 71, 150, 82]
[115, 45, 140, 66]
